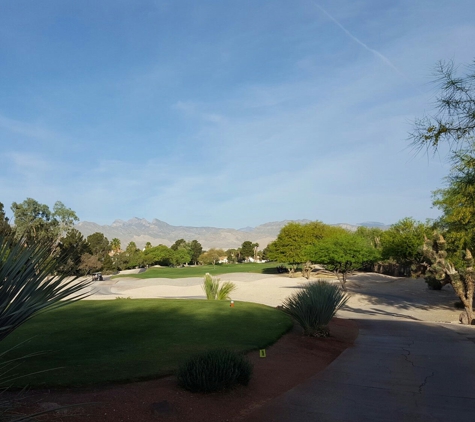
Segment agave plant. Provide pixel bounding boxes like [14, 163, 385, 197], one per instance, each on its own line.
[281, 280, 348, 337]
[202, 273, 236, 300]
[0, 235, 92, 342]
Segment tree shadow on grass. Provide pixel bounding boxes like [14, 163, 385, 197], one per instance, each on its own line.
[0, 300, 293, 389]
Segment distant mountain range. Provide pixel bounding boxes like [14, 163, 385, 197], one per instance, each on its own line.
[75, 218, 389, 250]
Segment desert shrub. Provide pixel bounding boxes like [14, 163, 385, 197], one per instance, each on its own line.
[202, 273, 236, 300]
[281, 280, 348, 337]
[177, 348, 253, 393]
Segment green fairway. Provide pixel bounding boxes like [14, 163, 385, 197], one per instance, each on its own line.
[113, 262, 279, 279]
[0, 299, 292, 388]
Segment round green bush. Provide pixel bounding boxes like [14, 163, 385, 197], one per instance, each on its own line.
[177, 348, 253, 393]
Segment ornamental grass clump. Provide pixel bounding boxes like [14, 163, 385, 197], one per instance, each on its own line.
[177, 348, 253, 393]
[281, 280, 348, 337]
[202, 273, 236, 300]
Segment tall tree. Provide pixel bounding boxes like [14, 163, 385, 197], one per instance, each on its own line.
[0, 202, 12, 237]
[171, 239, 187, 251]
[11, 198, 78, 245]
[189, 240, 203, 265]
[432, 144, 475, 252]
[411, 59, 475, 324]
[410, 60, 475, 153]
[11, 198, 53, 243]
[57, 228, 91, 275]
[240, 241, 255, 260]
[86, 232, 111, 271]
[110, 238, 121, 253]
[87, 232, 111, 257]
[52, 201, 79, 238]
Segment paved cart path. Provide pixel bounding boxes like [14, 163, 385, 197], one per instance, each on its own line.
[243, 313, 475, 422]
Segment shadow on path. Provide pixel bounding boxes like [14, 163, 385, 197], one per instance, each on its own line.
[244, 318, 475, 422]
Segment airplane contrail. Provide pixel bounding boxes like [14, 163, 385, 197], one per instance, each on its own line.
[314, 3, 406, 78]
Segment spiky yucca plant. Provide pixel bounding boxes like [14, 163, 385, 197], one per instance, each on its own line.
[281, 280, 348, 337]
[202, 273, 236, 300]
[0, 235, 92, 342]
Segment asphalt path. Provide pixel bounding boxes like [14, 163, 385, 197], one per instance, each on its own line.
[244, 318, 475, 422]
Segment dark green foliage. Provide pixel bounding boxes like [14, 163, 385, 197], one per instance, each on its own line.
[0, 202, 12, 238]
[267, 221, 346, 273]
[87, 232, 111, 256]
[432, 143, 475, 253]
[380, 218, 429, 268]
[241, 241, 258, 261]
[170, 238, 187, 251]
[142, 244, 174, 266]
[189, 240, 203, 265]
[306, 233, 380, 289]
[170, 239, 202, 265]
[177, 348, 253, 393]
[57, 228, 92, 275]
[281, 280, 348, 337]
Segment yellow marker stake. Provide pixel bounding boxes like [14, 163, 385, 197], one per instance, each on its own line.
[259, 349, 266, 358]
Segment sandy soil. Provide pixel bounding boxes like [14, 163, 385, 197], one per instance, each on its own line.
[89, 271, 463, 323]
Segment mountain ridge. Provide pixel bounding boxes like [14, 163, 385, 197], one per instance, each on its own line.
[75, 218, 389, 250]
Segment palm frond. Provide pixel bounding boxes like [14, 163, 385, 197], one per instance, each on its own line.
[0, 235, 92, 342]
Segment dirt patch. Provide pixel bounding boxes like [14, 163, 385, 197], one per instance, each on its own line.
[12, 318, 358, 422]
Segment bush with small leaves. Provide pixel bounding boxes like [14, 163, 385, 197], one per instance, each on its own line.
[177, 348, 253, 393]
[281, 280, 348, 337]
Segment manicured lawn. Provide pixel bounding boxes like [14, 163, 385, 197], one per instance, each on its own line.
[113, 262, 280, 279]
[0, 299, 292, 388]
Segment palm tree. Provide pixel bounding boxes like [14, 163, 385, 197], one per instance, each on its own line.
[110, 237, 121, 253]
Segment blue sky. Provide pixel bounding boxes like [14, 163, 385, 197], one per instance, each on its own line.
[1, 0, 474, 229]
